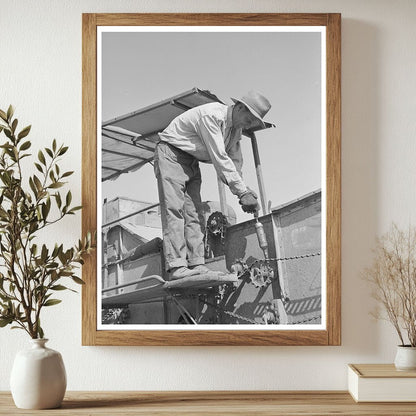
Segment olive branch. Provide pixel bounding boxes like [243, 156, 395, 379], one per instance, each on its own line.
[0, 105, 94, 339]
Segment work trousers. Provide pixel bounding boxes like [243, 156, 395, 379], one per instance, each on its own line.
[154, 141, 205, 271]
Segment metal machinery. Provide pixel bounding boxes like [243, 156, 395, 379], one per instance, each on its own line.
[101, 88, 322, 325]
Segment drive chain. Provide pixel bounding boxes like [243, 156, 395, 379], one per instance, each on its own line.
[219, 308, 259, 324]
[267, 252, 321, 262]
[203, 296, 321, 325]
[291, 315, 322, 325]
[202, 296, 321, 325]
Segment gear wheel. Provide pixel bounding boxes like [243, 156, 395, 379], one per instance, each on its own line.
[206, 211, 227, 236]
[249, 260, 274, 288]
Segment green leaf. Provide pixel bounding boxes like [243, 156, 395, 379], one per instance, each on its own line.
[0, 109, 7, 121]
[45, 148, 53, 158]
[51, 244, 59, 258]
[61, 171, 74, 178]
[58, 245, 64, 256]
[18, 125, 31, 140]
[43, 299, 62, 307]
[38, 150, 46, 165]
[29, 222, 39, 234]
[34, 162, 43, 173]
[19, 140, 31, 151]
[58, 146, 68, 156]
[69, 206, 82, 213]
[41, 244, 48, 262]
[48, 182, 64, 189]
[59, 271, 73, 277]
[52, 139, 57, 152]
[58, 250, 67, 264]
[55, 192, 62, 208]
[0, 317, 13, 327]
[38, 325, 44, 339]
[6, 105, 14, 122]
[11, 118, 18, 133]
[71, 276, 85, 285]
[65, 191, 72, 207]
[41, 202, 50, 221]
[29, 177, 38, 197]
[4, 129, 12, 140]
[31, 244, 38, 256]
[50, 285, 68, 291]
[33, 175, 43, 192]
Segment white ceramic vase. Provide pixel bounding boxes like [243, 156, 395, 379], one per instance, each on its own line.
[10, 338, 67, 409]
[394, 345, 416, 371]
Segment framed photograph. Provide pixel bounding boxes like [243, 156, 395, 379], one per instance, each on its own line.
[82, 13, 341, 346]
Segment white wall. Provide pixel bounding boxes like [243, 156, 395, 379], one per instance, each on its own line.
[1, 0, 415, 391]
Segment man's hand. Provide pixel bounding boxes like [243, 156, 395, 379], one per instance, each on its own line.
[239, 190, 259, 214]
[246, 187, 258, 199]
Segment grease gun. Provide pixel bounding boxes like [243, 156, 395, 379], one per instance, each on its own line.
[254, 211, 269, 260]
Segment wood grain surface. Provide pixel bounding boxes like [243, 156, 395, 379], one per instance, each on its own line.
[350, 364, 416, 378]
[2, 391, 416, 415]
[94, 13, 330, 27]
[82, 13, 98, 347]
[82, 13, 341, 346]
[326, 13, 342, 347]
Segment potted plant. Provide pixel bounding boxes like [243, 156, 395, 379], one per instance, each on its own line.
[0, 106, 94, 408]
[363, 223, 416, 370]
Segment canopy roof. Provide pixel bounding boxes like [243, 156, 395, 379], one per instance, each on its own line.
[101, 87, 274, 182]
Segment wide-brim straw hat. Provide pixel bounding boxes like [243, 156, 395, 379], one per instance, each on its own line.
[231, 90, 273, 128]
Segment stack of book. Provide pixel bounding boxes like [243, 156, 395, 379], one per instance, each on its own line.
[348, 364, 416, 402]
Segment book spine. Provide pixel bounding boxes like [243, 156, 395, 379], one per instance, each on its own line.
[347, 366, 359, 402]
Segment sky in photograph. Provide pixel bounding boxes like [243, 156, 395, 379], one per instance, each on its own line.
[101, 28, 323, 222]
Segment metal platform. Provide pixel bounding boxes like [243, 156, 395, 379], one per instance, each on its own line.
[102, 272, 238, 307]
[164, 272, 238, 290]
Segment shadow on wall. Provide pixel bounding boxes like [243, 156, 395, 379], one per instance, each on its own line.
[341, 19, 381, 355]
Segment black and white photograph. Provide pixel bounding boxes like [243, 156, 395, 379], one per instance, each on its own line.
[98, 26, 326, 329]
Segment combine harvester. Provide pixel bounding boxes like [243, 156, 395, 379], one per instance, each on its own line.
[101, 88, 322, 326]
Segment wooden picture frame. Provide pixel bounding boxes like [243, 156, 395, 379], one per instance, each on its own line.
[82, 13, 341, 346]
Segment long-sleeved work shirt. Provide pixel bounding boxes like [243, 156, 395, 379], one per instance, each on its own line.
[158, 102, 247, 197]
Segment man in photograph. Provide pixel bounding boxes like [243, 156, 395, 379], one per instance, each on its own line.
[154, 91, 272, 280]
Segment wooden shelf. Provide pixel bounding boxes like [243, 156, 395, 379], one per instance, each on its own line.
[2, 391, 416, 415]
